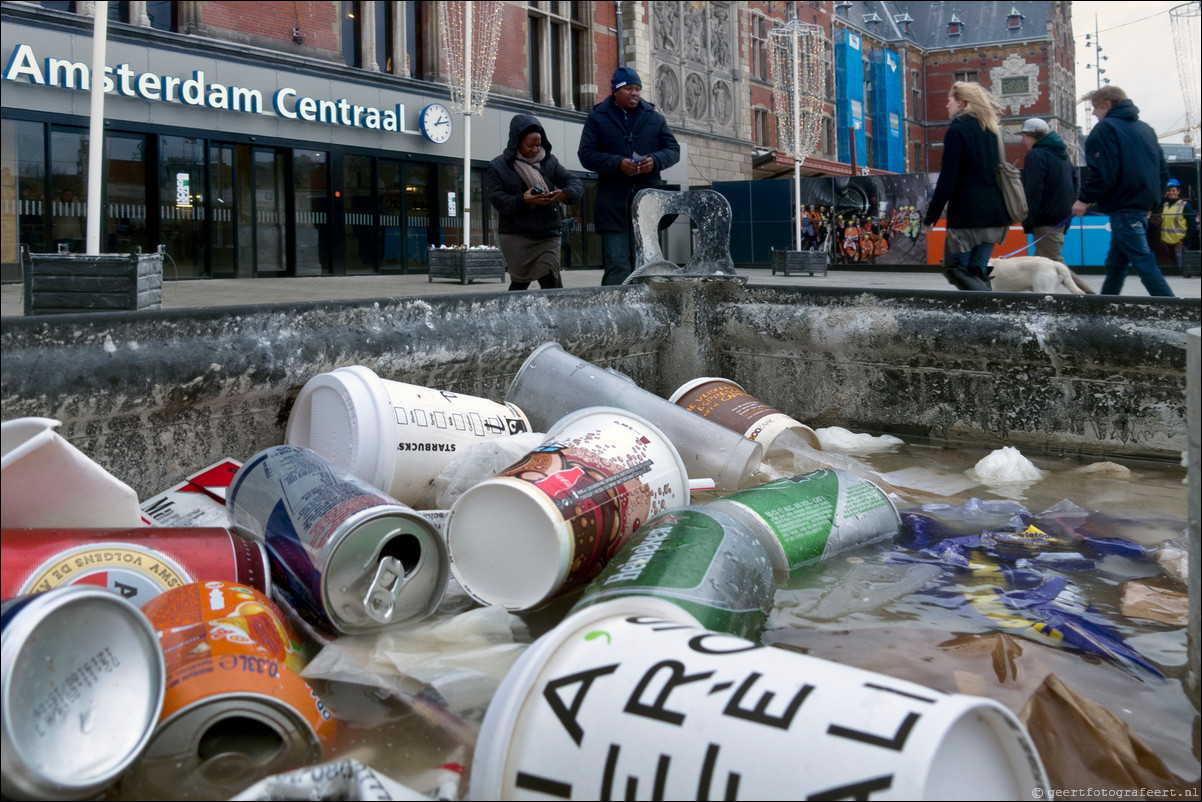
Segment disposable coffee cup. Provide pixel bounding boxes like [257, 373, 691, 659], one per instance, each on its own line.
[286, 365, 530, 507]
[669, 376, 822, 450]
[446, 407, 690, 611]
[505, 343, 762, 493]
[472, 598, 1050, 801]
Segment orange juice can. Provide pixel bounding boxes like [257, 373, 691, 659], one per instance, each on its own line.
[123, 581, 336, 799]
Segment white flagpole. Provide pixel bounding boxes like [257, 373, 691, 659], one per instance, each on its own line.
[86, 1, 109, 254]
[462, 1, 472, 247]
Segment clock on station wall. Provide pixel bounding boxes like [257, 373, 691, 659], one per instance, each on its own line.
[419, 103, 453, 144]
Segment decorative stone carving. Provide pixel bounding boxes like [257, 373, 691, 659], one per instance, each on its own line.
[656, 65, 681, 115]
[711, 80, 733, 125]
[683, 5, 705, 64]
[653, 3, 679, 54]
[989, 53, 1039, 115]
[685, 73, 707, 120]
[710, 2, 732, 70]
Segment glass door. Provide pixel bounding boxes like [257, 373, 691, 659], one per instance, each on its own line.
[404, 162, 432, 272]
[253, 147, 288, 276]
[209, 143, 237, 277]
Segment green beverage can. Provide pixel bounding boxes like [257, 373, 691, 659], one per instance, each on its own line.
[709, 469, 900, 584]
[569, 506, 775, 640]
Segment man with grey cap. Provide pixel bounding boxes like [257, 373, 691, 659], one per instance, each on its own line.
[1019, 117, 1076, 262]
[579, 66, 680, 285]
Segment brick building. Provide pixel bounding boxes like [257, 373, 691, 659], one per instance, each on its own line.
[1, 1, 1075, 279]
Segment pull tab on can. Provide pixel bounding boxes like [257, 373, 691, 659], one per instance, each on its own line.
[364, 555, 412, 623]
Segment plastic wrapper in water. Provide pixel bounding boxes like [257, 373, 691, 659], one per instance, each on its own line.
[303, 596, 529, 723]
[891, 502, 1167, 677]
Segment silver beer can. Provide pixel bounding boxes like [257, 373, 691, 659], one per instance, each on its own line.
[227, 445, 448, 634]
[1, 586, 165, 800]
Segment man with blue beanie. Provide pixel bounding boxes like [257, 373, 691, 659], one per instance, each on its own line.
[578, 66, 680, 285]
[1072, 86, 1174, 296]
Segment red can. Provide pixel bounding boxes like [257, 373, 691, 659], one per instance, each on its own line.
[0, 528, 270, 606]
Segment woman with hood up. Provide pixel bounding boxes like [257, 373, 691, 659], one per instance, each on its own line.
[487, 114, 583, 290]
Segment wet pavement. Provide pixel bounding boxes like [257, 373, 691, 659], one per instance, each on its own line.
[3, 267, 1199, 317]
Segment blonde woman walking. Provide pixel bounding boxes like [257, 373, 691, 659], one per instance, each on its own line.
[922, 81, 1009, 291]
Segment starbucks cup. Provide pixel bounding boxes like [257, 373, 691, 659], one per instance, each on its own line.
[446, 408, 690, 611]
[472, 599, 1050, 801]
[285, 365, 530, 507]
[669, 376, 822, 450]
[504, 343, 762, 493]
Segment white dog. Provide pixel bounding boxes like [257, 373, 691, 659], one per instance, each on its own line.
[987, 256, 1096, 294]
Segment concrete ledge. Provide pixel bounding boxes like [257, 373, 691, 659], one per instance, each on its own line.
[710, 286, 1199, 460]
[2, 282, 1196, 497]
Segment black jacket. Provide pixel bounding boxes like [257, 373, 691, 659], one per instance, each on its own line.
[577, 96, 680, 234]
[1021, 131, 1077, 231]
[924, 112, 1009, 230]
[487, 114, 583, 239]
[1079, 100, 1168, 214]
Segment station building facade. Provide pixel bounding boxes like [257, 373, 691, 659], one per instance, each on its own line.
[1, 1, 1074, 281]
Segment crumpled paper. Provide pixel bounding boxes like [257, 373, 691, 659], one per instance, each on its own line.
[1019, 673, 1197, 795]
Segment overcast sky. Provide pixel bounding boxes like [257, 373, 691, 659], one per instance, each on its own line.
[1070, 1, 1198, 146]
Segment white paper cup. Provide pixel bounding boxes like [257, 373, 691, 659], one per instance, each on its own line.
[285, 365, 531, 506]
[446, 408, 690, 611]
[669, 376, 822, 450]
[472, 598, 1050, 801]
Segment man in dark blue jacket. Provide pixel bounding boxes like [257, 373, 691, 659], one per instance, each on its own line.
[1072, 86, 1173, 296]
[578, 67, 680, 285]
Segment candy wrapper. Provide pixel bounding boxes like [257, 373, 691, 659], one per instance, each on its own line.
[890, 501, 1174, 677]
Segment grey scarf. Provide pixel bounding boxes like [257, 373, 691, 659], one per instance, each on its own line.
[513, 146, 546, 191]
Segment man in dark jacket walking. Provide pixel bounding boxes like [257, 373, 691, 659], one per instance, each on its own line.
[1072, 86, 1173, 296]
[1019, 118, 1076, 262]
[578, 67, 680, 285]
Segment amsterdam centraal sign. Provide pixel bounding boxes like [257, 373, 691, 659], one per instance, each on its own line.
[2, 43, 452, 142]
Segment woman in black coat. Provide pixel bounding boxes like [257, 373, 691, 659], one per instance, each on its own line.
[923, 81, 1010, 290]
[487, 114, 583, 291]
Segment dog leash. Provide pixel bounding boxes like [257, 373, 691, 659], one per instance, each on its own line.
[995, 216, 1074, 260]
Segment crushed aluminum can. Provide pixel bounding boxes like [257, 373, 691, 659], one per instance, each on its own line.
[1, 586, 165, 800]
[227, 445, 448, 634]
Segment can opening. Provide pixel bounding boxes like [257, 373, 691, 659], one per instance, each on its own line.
[197, 716, 285, 768]
[380, 533, 422, 575]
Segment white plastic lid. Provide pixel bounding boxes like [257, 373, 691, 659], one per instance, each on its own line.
[666, 376, 742, 405]
[284, 365, 396, 494]
[446, 477, 570, 610]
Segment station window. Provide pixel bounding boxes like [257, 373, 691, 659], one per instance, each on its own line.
[528, 1, 590, 110]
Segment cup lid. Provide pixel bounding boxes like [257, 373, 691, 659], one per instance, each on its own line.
[284, 366, 396, 494]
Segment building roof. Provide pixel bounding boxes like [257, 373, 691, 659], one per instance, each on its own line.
[831, 1, 1052, 49]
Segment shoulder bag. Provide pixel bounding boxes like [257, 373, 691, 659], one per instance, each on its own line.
[995, 132, 1028, 225]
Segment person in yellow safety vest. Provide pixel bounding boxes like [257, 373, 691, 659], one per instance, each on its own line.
[1156, 179, 1196, 268]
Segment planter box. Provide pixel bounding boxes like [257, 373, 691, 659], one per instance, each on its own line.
[771, 249, 828, 277]
[22, 247, 163, 315]
[427, 250, 507, 285]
